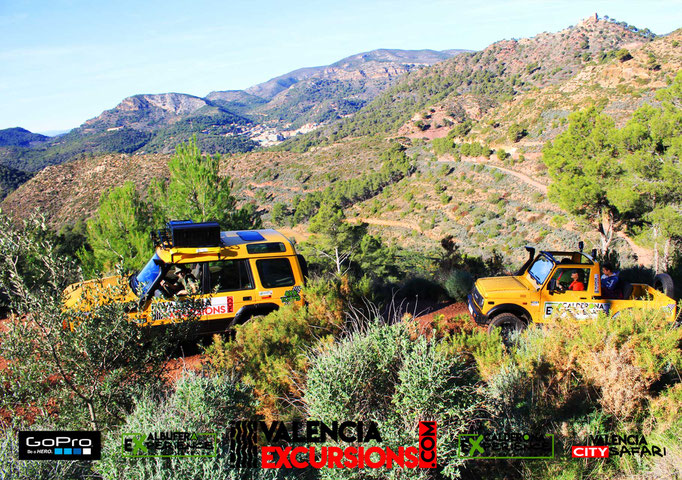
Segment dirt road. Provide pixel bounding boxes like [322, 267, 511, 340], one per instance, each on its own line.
[440, 156, 654, 267]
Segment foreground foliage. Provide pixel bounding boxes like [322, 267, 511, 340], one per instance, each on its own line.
[0, 212, 194, 430]
[305, 320, 481, 480]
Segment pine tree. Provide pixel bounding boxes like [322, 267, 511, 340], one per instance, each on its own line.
[543, 107, 623, 254]
[308, 201, 364, 274]
[609, 74, 682, 271]
[80, 181, 153, 273]
[155, 137, 261, 230]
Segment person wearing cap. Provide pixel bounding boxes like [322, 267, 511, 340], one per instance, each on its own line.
[159, 265, 199, 296]
[174, 265, 200, 295]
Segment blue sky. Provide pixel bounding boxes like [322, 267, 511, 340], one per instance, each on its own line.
[1, 0, 681, 133]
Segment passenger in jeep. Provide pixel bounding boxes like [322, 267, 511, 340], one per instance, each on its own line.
[601, 264, 622, 298]
[174, 266, 200, 295]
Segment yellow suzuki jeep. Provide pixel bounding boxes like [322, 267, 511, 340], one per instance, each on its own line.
[467, 245, 678, 338]
[65, 221, 307, 334]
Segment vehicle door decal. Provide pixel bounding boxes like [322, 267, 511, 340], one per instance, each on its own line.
[150, 296, 233, 321]
[544, 301, 610, 320]
[281, 286, 302, 304]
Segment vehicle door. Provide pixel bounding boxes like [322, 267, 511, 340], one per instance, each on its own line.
[202, 259, 256, 321]
[251, 256, 301, 306]
[541, 266, 610, 320]
[147, 262, 205, 324]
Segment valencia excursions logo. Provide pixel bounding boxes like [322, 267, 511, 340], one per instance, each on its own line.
[228, 420, 437, 470]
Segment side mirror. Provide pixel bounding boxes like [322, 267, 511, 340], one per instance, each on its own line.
[548, 279, 557, 292]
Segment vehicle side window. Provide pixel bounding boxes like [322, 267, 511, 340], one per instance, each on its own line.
[551, 267, 590, 291]
[208, 260, 254, 292]
[256, 258, 295, 288]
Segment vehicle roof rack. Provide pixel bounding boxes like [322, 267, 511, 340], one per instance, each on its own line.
[151, 220, 222, 248]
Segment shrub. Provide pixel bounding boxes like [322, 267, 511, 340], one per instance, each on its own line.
[305, 321, 481, 480]
[551, 215, 568, 228]
[441, 269, 473, 301]
[95, 372, 268, 480]
[203, 277, 345, 416]
[508, 123, 527, 143]
[0, 213, 195, 430]
[616, 48, 632, 62]
[471, 309, 682, 427]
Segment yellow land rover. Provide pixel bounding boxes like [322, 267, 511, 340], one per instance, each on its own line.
[468, 245, 678, 338]
[64, 221, 307, 334]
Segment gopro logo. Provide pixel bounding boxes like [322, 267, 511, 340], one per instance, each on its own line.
[18, 431, 101, 460]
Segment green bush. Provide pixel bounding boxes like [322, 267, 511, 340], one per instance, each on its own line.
[305, 321, 481, 480]
[441, 269, 473, 301]
[203, 277, 346, 415]
[0, 213, 195, 430]
[508, 123, 527, 143]
[616, 48, 633, 62]
[95, 372, 269, 480]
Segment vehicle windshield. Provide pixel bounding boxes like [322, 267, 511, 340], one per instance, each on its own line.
[130, 254, 163, 297]
[527, 256, 554, 286]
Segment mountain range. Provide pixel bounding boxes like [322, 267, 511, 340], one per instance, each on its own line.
[0, 48, 466, 185]
[1, 15, 680, 264]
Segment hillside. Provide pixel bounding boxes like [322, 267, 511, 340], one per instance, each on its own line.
[413, 28, 682, 152]
[0, 127, 51, 174]
[239, 48, 461, 100]
[0, 164, 31, 201]
[79, 93, 249, 133]
[0, 127, 49, 148]
[1, 154, 169, 225]
[280, 16, 655, 150]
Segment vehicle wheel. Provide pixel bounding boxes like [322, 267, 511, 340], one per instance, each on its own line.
[653, 273, 675, 299]
[488, 313, 526, 345]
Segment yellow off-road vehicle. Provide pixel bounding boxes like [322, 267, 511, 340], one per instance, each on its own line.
[467, 244, 678, 338]
[64, 221, 307, 334]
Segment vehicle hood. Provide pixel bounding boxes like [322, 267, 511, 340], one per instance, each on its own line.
[475, 276, 532, 297]
[63, 275, 137, 310]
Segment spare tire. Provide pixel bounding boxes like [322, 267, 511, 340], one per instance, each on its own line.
[653, 273, 675, 299]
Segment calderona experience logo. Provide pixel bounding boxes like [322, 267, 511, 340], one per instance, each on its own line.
[228, 420, 437, 469]
[121, 431, 218, 458]
[458, 431, 555, 459]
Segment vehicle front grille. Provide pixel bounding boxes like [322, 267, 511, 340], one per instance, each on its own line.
[472, 286, 483, 308]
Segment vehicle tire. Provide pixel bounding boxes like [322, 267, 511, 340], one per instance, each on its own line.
[487, 313, 526, 345]
[653, 273, 675, 299]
